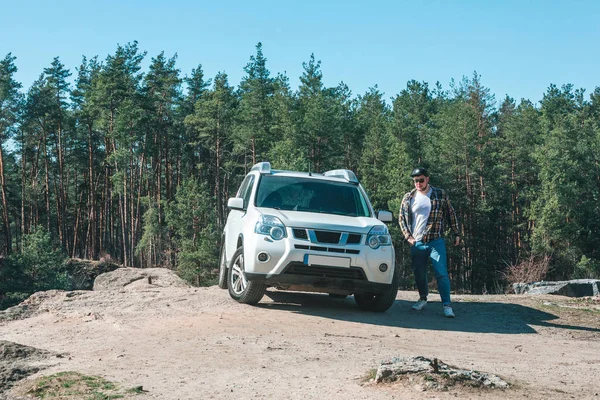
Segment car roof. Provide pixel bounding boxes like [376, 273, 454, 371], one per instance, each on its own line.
[250, 162, 359, 184]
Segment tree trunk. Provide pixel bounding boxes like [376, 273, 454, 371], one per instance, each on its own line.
[0, 145, 12, 254]
[42, 128, 51, 232]
[87, 124, 99, 259]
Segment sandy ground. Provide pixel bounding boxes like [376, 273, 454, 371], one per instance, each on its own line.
[1, 285, 599, 400]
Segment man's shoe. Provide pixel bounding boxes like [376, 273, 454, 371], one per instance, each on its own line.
[443, 305, 455, 318]
[411, 299, 427, 311]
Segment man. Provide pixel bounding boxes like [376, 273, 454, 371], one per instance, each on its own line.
[399, 167, 461, 318]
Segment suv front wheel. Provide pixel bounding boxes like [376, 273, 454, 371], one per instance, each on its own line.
[354, 269, 399, 312]
[227, 247, 266, 304]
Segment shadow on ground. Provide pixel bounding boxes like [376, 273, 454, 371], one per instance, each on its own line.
[259, 291, 600, 335]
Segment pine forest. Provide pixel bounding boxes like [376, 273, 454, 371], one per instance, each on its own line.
[1, 42, 599, 307]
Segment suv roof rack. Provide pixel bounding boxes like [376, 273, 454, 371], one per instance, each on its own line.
[250, 162, 271, 174]
[323, 169, 359, 183]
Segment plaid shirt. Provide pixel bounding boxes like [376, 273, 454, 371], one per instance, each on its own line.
[399, 186, 460, 243]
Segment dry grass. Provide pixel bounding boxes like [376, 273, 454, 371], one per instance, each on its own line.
[13, 371, 145, 399]
[503, 255, 550, 287]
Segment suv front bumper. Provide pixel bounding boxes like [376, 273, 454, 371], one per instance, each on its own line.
[242, 227, 395, 290]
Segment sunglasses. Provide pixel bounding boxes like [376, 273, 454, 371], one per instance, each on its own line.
[413, 178, 426, 183]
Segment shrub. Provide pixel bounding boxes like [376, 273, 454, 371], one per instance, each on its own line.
[0, 228, 68, 309]
[503, 255, 550, 286]
[573, 255, 600, 279]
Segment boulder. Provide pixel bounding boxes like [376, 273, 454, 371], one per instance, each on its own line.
[513, 279, 600, 297]
[93, 267, 191, 291]
[375, 356, 508, 389]
[0, 341, 60, 394]
[63, 258, 121, 290]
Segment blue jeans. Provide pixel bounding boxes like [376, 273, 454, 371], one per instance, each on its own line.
[411, 238, 451, 306]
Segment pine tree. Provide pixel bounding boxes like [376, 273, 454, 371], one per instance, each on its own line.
[392, 80, 435, 167]
[356, 87, 392, 210]
[42, 57, 72, 251]
[164, 178, 218, 285]
[180, 65, 211, 178]
[235, 43, 276, 167]
[495, 97, 541, 264]
[71, 56, 103, 260]
[0, 53, 22, 254]
[184, 72, 237, 228]
[92, 41, 146, 265]
[292, 54, 344, 172]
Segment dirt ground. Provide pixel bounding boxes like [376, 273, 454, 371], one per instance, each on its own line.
[1, 281, 599, 399]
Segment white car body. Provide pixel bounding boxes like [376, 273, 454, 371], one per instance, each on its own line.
[219, 162, 398, 312]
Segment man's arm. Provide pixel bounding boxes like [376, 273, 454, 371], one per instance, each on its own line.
[443, 191, 460, 243]
[399, 193, 414, 242]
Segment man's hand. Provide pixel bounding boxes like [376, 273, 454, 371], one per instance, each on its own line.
[408, 237, 416, 246]
[454, 236, 461, 246]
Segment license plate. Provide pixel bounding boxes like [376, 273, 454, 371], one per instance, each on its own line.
[305, 254, 350, 268]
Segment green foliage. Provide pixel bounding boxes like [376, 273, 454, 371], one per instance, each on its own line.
[0, 228, 68, 309]
[135, 201, 167, 267]
[234, 42, 277, 163]
[356, 87, 392, 209]
[0, 53, 23, 139]
[291, 54, 346, 171]
[573, 256, 600, 279]
[165, 178, 219, 286]
[529, 84, 600, 279]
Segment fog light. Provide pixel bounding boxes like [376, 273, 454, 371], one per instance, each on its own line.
[378, 263, 388, 272]
[257, 252, 270, 262]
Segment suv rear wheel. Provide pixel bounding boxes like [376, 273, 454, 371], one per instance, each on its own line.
[218, 243, 228, 289]
[227, 247, 266, 304]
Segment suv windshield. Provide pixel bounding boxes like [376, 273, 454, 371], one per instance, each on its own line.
[255, 175, 371, 217]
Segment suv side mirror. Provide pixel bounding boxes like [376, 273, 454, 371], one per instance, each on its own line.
[377, 210, 393, 222]
[228, 197, 244, 210]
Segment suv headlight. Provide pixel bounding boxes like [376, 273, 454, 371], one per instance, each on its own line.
[366, 225, 392, 249]
[255, 215, 287, 240]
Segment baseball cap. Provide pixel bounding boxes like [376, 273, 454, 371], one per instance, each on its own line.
[410, 167, 429, 177]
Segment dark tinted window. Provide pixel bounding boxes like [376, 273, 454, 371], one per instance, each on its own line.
[255, 175, 371, 217]
[236, 175, 255, 210]
[242, 175, 255, 209]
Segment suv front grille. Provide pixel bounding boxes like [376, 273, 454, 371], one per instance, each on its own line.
[314, 230, 341, 244]
[292, 228, 363, 246]
[283, 262, 366, 280]
[347, 234, 362, 244]
[292, 228, 308, 240]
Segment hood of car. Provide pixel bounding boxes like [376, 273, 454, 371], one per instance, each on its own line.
[256, 208, 383, 233]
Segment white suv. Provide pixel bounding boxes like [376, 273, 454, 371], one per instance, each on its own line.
[218, 162, 398, 312]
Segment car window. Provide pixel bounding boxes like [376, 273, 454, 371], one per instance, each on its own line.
[235, 174, 255, 210]
[236, 175, 251, 198]
[255, 175, 371, 217]
[242, 175, 255, 209]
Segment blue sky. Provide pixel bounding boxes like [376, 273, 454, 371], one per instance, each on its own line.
[1, 0, 599, 106]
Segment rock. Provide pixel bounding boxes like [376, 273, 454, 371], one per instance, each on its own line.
[0, 341, 59, 394]
[0, 290, 66, 323]
[63, 259, 121, 290]
[93, 267, 191, 291]
[375, 356, 509, 389]
[513, 280, 600, 297]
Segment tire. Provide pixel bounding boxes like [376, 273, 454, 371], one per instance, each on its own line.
[227, 247, 266, 305]
[218, 243, 228, 289]
[354, 268, 399, 312]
